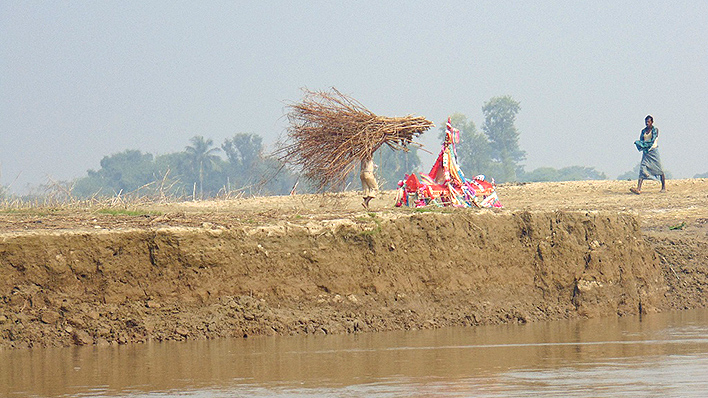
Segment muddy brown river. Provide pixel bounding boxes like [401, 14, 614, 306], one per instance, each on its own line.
[2, 308, 708, 397]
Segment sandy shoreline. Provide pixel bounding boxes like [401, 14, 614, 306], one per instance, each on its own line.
[1, 179, 707, 349]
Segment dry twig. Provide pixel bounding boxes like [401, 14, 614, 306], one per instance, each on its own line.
[275, 88, 432, 192]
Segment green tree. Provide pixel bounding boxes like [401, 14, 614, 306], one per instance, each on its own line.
[520, 166, 607, 182]
[222, 133, 263, 191]
[222, 133, 263, 171]
[558, 166, 606, 181]
[482, 96, 525, 182]
[153, 152, 193, 197]
[518, 167, 559, 182]
[438, 113, 491, 176]
[73, 150, 156, 196]
[257, 156, 301, 195]
[222, 133, 300, 195]
[185, 136, 222, 199]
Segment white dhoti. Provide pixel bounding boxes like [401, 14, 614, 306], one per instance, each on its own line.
[360, 157, 377, 198]
[360, 171, 377, 198]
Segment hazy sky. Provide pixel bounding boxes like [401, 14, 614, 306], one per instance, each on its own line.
[2, 1, 707, 193]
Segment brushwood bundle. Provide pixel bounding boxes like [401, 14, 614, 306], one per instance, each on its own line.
[277, 88, 433, 192]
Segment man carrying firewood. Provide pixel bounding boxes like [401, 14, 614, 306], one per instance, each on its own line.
[360, 154, 377, 209]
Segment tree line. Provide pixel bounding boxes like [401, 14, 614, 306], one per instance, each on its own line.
[71, 134, 300, 199]
[64, 94, 605, 200]
[8, 95, 704, 201]
[62, 95, 647, 199]
[438, 96, 609, 184]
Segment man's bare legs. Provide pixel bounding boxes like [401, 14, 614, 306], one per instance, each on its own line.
[631, 178, 644, 194]
[630, 175, 666, 194]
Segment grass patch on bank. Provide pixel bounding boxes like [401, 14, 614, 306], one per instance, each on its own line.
[0, 207, 63, 216]
[357, 212, 383, 236]
[95, 208, 162, 217]
[669, 221, 687, 230]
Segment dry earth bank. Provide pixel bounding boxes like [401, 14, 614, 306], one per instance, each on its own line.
[1, 179, 707, 349]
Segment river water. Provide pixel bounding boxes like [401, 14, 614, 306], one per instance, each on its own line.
[2, 308, 708, 397]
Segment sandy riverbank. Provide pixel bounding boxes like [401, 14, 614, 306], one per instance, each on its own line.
[1, 179, 706, 349]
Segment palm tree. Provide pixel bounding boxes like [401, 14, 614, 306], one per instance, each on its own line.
[185, 136, 221, 199]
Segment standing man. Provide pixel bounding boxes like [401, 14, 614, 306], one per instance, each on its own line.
[631, 115, 666, 194]
[360, 154, 377, 209]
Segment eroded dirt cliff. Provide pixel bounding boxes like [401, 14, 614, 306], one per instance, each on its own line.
[0, 211, 666, 349]
[1, 179, 707, 349]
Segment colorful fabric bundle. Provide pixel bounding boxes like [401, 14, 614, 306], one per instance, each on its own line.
[394, 117, 503, 209]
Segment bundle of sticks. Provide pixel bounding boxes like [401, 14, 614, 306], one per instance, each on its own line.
[276, 88, 433, 192]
